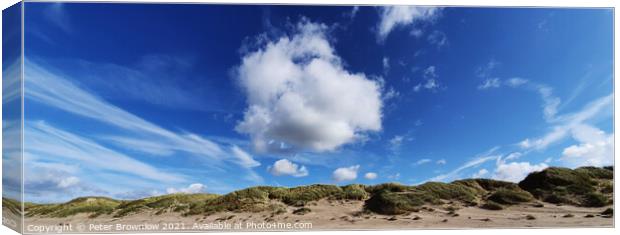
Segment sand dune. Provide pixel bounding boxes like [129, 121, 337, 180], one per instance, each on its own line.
[7, 166, 614, 233]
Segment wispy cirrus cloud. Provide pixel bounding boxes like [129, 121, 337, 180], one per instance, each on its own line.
[231, 145, 261, 168]
[69, 54, 230, 112]
[463, 59, 613, 183]
[427, 150, 499, 182]
[25, 121, 185, 183]
[2, 59, 21, 104]
[478, 77, 558, 115]
[474, 59, 561, 123]
[22, 154, 111, 203]
[25, 60, 227, 161]
[484, 93, 612, 183]
[22, 60, 265, 201]
[519, 94, 612, 150]
[345, 6, 360, 19]
[44, 3, 73, 34]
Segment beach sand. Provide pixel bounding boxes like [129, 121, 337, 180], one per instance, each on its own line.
[22, 200, 613, 233]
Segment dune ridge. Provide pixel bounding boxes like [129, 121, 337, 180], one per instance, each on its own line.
[4, 166, 612, 220]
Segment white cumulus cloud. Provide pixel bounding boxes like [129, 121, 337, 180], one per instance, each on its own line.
[506, 77, 528, 87]
[377, 6, 440, 41]
[478, 78, 501, 90]
[389, 135, 404, 151]
[235, 20, 383, 153]
[493, 162, 548, 182]
[364, 172, 378, 180]
[268, 159, 309, 177]
[383, 57, 390, 74]
[166, 183, 206, 194]
[561, 125, 613, 167]
[57, 176, 80, 189]
[333, 165, 360, 182]
[414, 66, 442, 92]
[471, 169, 489, 178]
[427, 30, 448, 48]
[415, 158, 432, 165]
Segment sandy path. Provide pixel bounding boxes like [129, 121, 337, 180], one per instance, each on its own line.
[23, 200, 613, 233]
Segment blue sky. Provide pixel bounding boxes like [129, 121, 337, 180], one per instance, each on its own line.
[14, 3, 613, 203]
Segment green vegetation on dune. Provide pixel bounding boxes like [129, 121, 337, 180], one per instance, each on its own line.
[26, 197, 120, 218]
[364, 183, 411, 194]
[187, 184, 367, 215]
[2, 197, 23, 215]
[415, 182, 478, 203]
[337, 184, 369, 200]
[364, 190, 432, 215]
[14, 166, 613, 218]
[363, 180, 515, 214]
[575, 167, 613, 179]
[454, 178, 520, 193]
[581, 192, 609, 207]
[279, 184, 343, 206]
[364, 166, 611, 214]
[200, 187, 272, 213]
[114, 193, 218, 217]
[486, 188, 534, 205]
[480, 201, 504, 210]
[519, 166, 613, 207]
